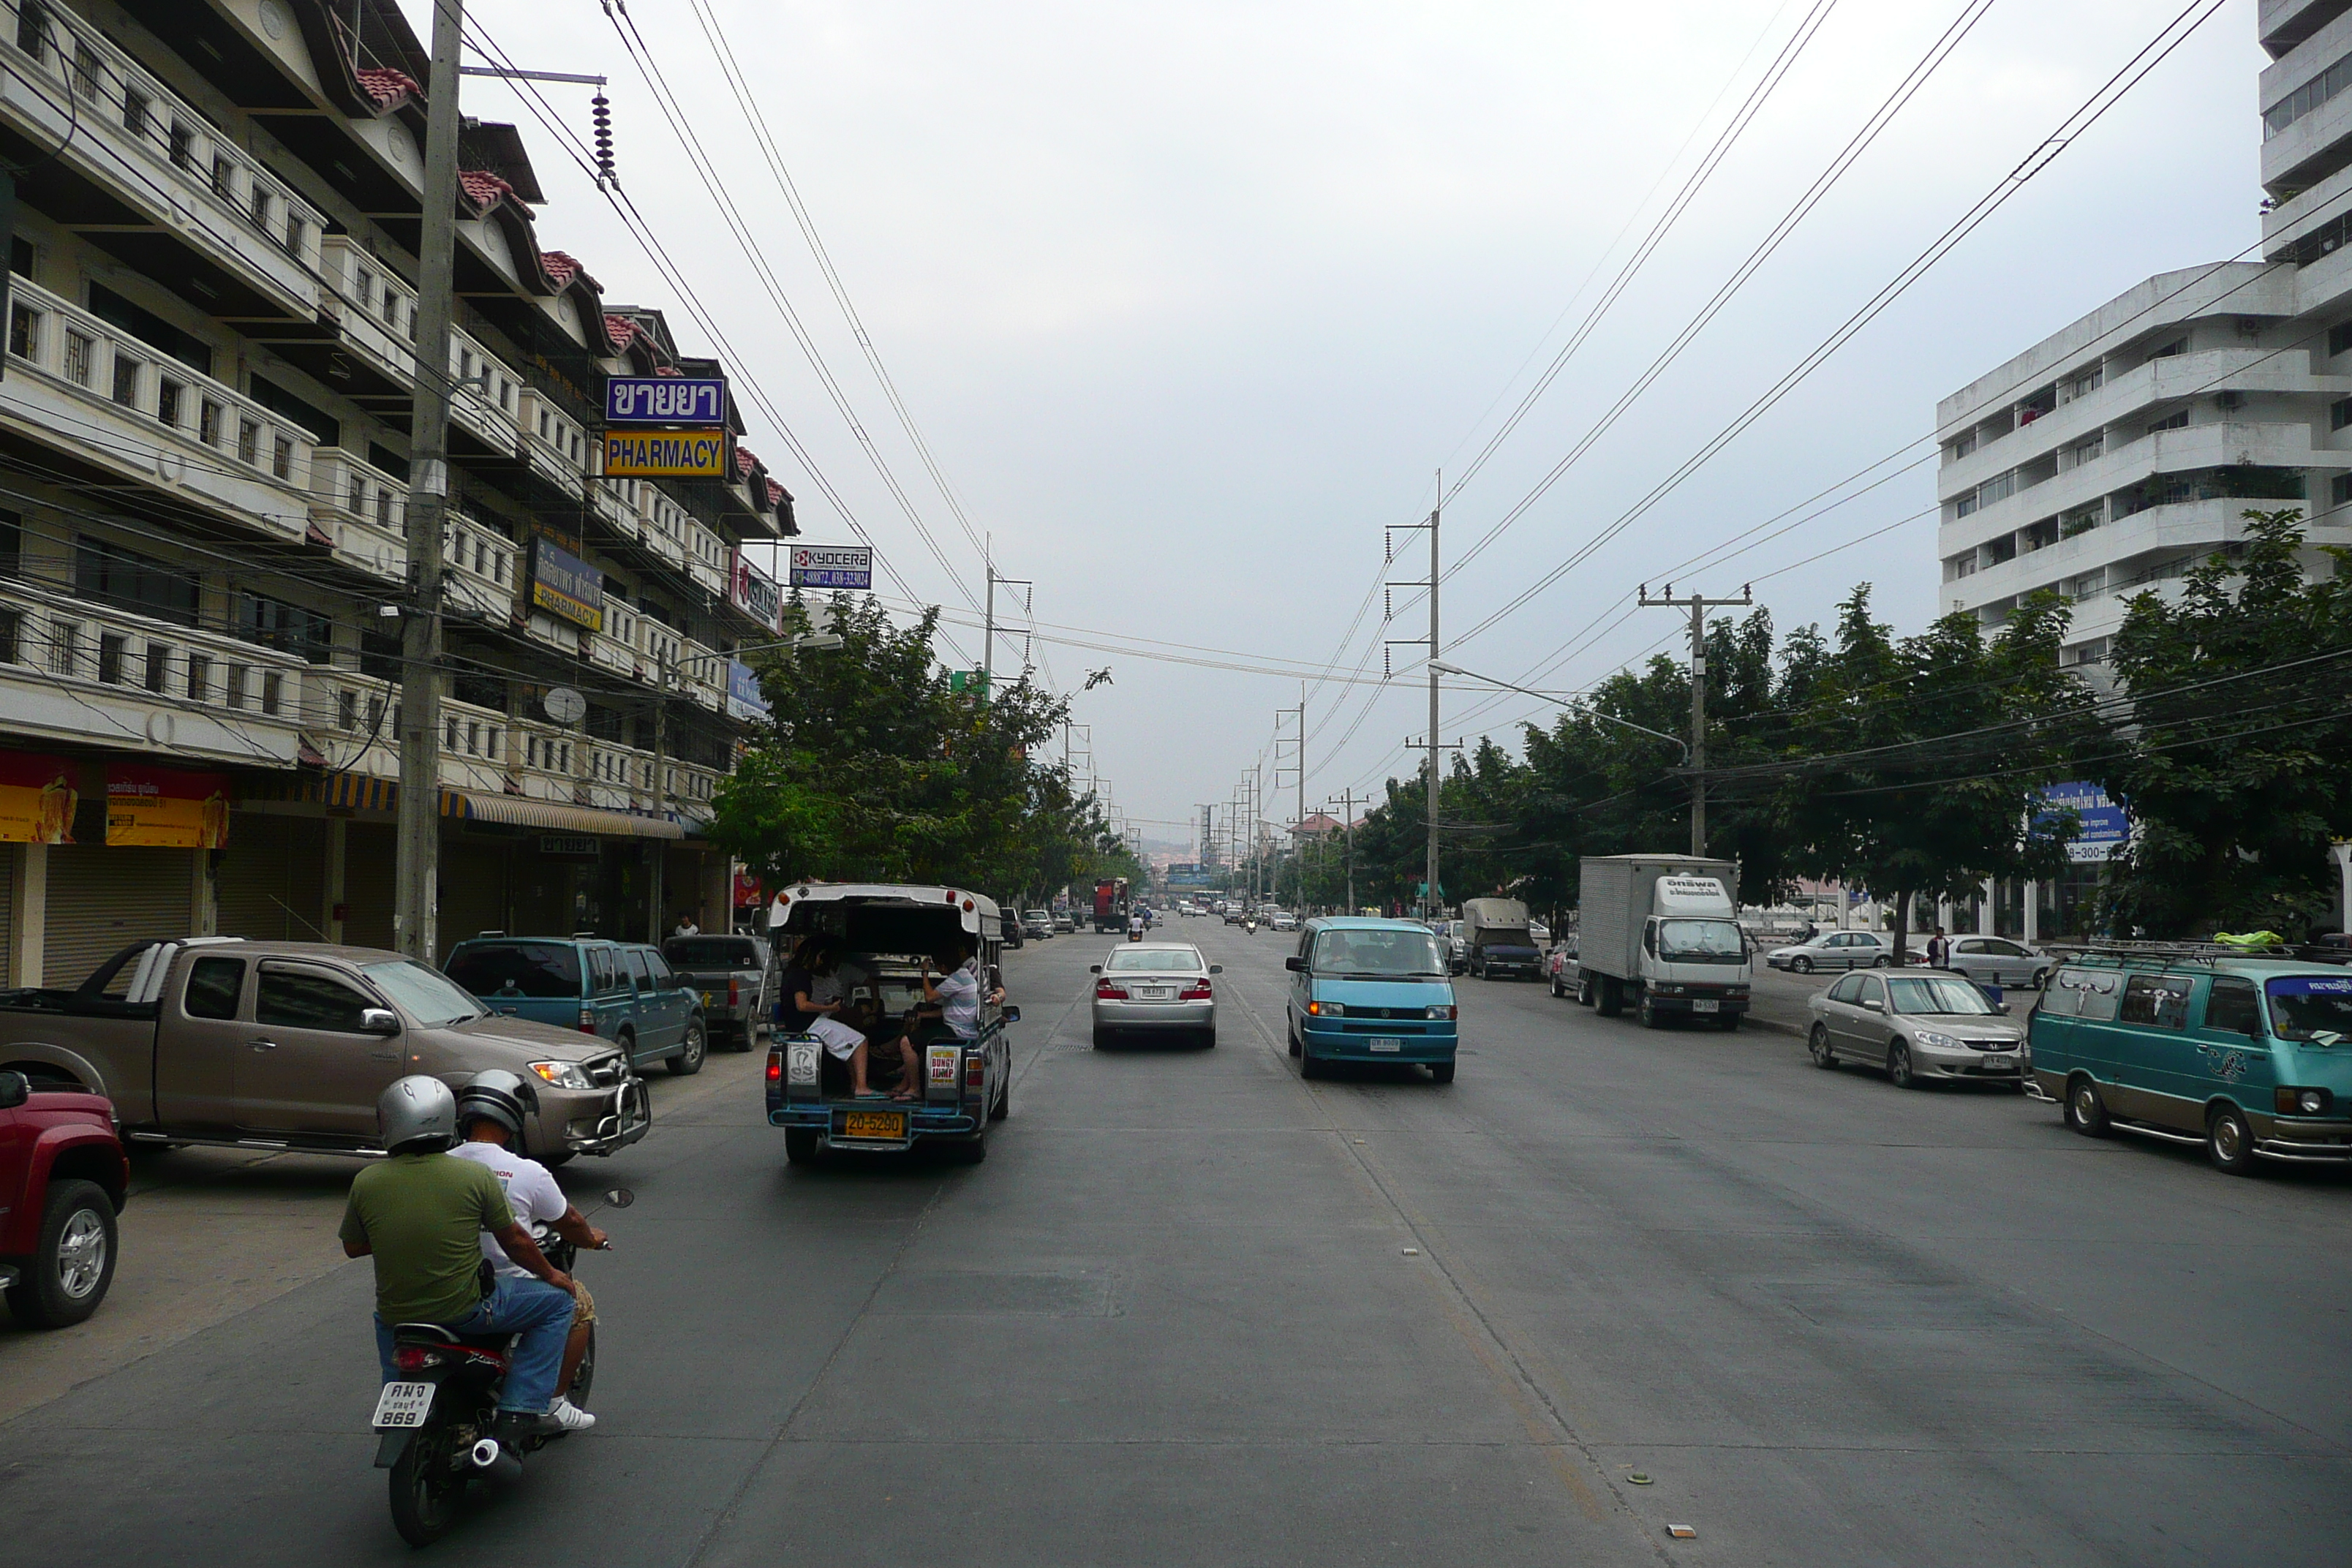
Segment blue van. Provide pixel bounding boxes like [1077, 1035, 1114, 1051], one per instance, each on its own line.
[1284, 917, 1460, 1082]
[444, 936, 707, 1077]
[2029, 950, 2352, 1175]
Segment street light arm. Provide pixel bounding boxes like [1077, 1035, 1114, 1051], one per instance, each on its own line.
[1428, 661, 1689, 760]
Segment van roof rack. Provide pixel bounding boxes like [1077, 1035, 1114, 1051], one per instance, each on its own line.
[2046, 939, 2350, 968]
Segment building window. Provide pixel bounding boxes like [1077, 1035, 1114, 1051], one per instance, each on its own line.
[63, 330, 91, 386]
[7, 303, 39, 361]
[260, 671, 282, 717]
[249, 187, 271, 233]
[236, 592, 331, 664]
[2070, 638, 2110, 666]
[50, 619, 79, 676]
[71, 45, 98, 105]
[143, 642, 170, 692]
[97, 632, 124, 685]
[377, 489, 396, 530]
[382, 288, 399, 328]
[2335, 397, 2352, 431]
[111, 353, 140, 407]
[2332, 323, 2352, 358]
[199, 399, 222, 445]
[2264, 49, 2352, 139]
[338, 687, 358, 731]
[226, 666, 249, 709]
[272, 435, 293, 480]
[2333, 473, 2352, 510]
[121, 86, 148, 140]
[238, 419, 259, 465]
[2149, 338, 2187, 360]
[2148, 409, 2189, 434]
[211, 155, 234, 200]
[282, 213, 305, 257]
[168, 123, 194, 172]
[157, 377, 182, 429]
[185, 653, 210, 701]
[76, 538, 198, 625]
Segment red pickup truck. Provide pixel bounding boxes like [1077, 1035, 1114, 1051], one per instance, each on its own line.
[0, 1068, 127, 1327]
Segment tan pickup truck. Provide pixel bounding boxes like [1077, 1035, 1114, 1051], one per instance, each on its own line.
[0, 939, 649, 1164]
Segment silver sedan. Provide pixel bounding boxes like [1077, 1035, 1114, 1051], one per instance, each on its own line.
[1091, 943, 1221, 1048]
[1804, 969, 2027, 1089]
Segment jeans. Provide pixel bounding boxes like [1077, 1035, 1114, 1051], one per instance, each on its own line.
[374, 1275, 578, 1414]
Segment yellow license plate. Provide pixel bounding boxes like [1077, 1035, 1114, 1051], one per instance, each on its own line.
[840, 1110, 905, 1141]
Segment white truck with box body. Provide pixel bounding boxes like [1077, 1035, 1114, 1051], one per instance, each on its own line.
[1575, 854, 1750, 1029]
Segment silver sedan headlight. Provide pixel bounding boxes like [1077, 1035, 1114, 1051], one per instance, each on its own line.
[1911, 1030, 1962, 1051]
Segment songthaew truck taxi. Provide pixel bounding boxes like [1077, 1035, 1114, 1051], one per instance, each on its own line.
[1575, 855, 1751, 1029]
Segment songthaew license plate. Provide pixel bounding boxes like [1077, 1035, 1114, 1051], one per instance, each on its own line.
[372, 1382, 435, 1429]
[1368, 1038, 1403, 1052]
[840, 1110, 905, 1141]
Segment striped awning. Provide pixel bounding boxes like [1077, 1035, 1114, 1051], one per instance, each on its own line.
[457, 792, 685, 840]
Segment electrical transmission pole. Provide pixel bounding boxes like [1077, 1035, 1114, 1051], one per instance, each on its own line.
[1639, 581, 1753, 858]
[1385, 475, 1442, 919]
[395, 0, 464, 960]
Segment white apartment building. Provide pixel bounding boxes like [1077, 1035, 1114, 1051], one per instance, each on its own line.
[1936, 0, 2352, 674]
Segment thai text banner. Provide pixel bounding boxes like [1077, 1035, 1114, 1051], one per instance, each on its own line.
[604, 377, 725, 424]
[0, 752, 78, 843]
[603, 429, 728, 478]
[529, 537, 606, 630]
[108, 764, 230, 848]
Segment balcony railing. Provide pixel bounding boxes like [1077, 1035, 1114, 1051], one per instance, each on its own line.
[584, 741, 655, 812]
[317, 236, 518, 457]
[679, 641, 725, 712]
[0, 573, 306, 764]
[687, 521, 730, 595]
[442, 515, 518, 622]
[2, 277, 314, 535]
[518, 388, 590, 494]
[1, 0, 326, 312]
[309, 448, 409, 582]
[514, 721, 581, 802]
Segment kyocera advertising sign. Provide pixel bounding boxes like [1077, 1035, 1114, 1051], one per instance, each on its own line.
[788, 544, 873, 590]
[604, 377, 726, 425]
[529, 537, 605, 630]
[603, 428, 728, 478]
[2035, 780, 2130, 862]
[727, 550, 783, 632]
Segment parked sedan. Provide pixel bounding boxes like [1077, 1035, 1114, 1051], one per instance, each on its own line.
[1805, 970, 2026, 1088]
[1940, 935, 2051, 990]
[1090, 944, 1222, 1048]
[1766, 930, 1892, 974]
[1545, 935, 1584, 1001]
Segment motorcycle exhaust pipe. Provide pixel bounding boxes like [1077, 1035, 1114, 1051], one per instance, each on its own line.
[467, 1438, 524, 1484]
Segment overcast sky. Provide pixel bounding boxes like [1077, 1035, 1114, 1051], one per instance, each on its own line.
[423, 0, 2262, 850]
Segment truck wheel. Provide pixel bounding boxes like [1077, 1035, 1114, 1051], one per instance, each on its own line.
[668, 1021, 707, 1076]
[6, 1179, 117, 1328]
[1637, 995, 1662, 1029]
[1597, 977, 1624, 1017]
[1577, 977, 1595, 1007]
[784, 1128, 823, 1165]
[1428, 1062, 1456, 1085]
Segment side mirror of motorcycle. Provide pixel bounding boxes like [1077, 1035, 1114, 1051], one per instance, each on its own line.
[603, 1188, 636, 1207]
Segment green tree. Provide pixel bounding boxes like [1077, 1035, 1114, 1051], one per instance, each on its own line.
[2098, 508, 2352, 936]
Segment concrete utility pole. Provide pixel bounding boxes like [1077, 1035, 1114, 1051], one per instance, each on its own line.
[646, 655, 668, 941]
[1339, 787, 1356, 913]
[1639, 582, 1752, 858]
[1384, 475, 1443, 918]
[394, 0, 464, 961]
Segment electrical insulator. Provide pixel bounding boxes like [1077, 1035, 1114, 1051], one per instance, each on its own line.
[592, 92, 616, 187]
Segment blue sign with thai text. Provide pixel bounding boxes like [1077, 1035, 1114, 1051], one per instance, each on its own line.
[2036, 780, 2130, 862]
[604, 377, 726, 425]
[725, 658, 768, 721]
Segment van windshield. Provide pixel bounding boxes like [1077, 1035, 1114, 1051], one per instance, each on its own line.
[1656, 919, 1745, 962]
[2265, 976, 2352, 1044]
[1312, 930, 1448, 977]
[446, 943, 581, 1000]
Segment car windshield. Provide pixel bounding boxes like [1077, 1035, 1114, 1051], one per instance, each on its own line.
[664, 938, 760, 968]
[445, 943, 581, 1000]
[365, 960, 485, 1027]
[1105, 947, 1203, 972]
[1313, 929, 1449, 976]
[2264, 976, 2352, 1044]
[1656, 920, 1744, 960]
[1884, 976, 1999, 1015]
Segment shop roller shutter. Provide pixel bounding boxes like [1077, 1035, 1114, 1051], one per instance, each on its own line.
[43, 843, 195, 989]
[216, 816, 327, 941]
[343, 823, 396, 951]
[0, 851, 14, 989]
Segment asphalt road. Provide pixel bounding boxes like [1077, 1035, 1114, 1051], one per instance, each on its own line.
[1, 918, 2347, 1566]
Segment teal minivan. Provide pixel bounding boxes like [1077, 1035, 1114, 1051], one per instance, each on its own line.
[445, 936, 707, 1077]
[2029, 952, 2352, 1175]
[1284, 917, 1460, 1083]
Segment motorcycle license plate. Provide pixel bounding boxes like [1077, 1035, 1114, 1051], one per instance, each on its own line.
[372, 1381, 435, 1429]
[840, 1110, 905, 1141]
[1692, 1000, 1719, 1014]
[1369, 1038, 1402, 1052]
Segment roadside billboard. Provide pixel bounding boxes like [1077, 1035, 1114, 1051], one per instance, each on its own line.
[107, 764, 230, 848]
[604, 376, 725, 425]
[2035, 780, 2130, 862]
[726, 658, 768, 720]
[788, 544, 873, 590]
[727, 550, 783, 632]
[0, 753, 77, 843]
[528, 537, 605, 631]
[602, 428, 728, 478]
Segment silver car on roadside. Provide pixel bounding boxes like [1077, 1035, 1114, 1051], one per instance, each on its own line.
[1804, 969, 2026, 1089]
[1767, 930, 1892, 973]
[1090, 943, 1221, 1048]
[1938, 935, 2051, 990]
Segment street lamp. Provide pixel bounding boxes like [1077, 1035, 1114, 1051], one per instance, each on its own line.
[1427, 663, 1689, 761]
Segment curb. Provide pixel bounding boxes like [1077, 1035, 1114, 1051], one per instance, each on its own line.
[1744, 1014, 1808, 1040]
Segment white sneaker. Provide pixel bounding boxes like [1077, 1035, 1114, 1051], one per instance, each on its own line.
[542, 1397, 596, 1433]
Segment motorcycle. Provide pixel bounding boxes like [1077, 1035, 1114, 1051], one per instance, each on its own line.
[372, 1189, 632, 1545]
[1244, 917, 1258, 934]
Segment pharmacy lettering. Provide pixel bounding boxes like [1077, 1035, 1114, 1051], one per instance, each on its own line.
[605, 377, 725, 424]
[603, 429, 728, 478]
[529, 537, 605, 631]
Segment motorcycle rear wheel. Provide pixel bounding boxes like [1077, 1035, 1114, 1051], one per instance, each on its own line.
[568, 1323, 597, 1407]
[389, 1423, 466, 1547]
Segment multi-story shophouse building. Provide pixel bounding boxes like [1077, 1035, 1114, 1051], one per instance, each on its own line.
[1930, 0, 2352, 940]
[0, 0, 795, 985]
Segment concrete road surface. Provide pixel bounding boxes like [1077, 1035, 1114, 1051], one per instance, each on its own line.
[1, 918, 2345, 1565]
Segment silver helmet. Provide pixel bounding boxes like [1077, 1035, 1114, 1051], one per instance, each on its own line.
[377, 1074, 456, 1154]
[454, 1068, 529, 1141]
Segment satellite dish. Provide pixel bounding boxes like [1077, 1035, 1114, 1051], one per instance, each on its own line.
[543, 685, 587, 725]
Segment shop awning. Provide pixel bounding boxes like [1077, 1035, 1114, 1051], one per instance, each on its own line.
[456, 792, 686, 840]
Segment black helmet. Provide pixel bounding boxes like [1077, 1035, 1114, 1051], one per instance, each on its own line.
[454, 1069, 529, 1140]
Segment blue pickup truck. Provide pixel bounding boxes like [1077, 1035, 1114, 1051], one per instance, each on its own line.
[444, 935, 708, 1077]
